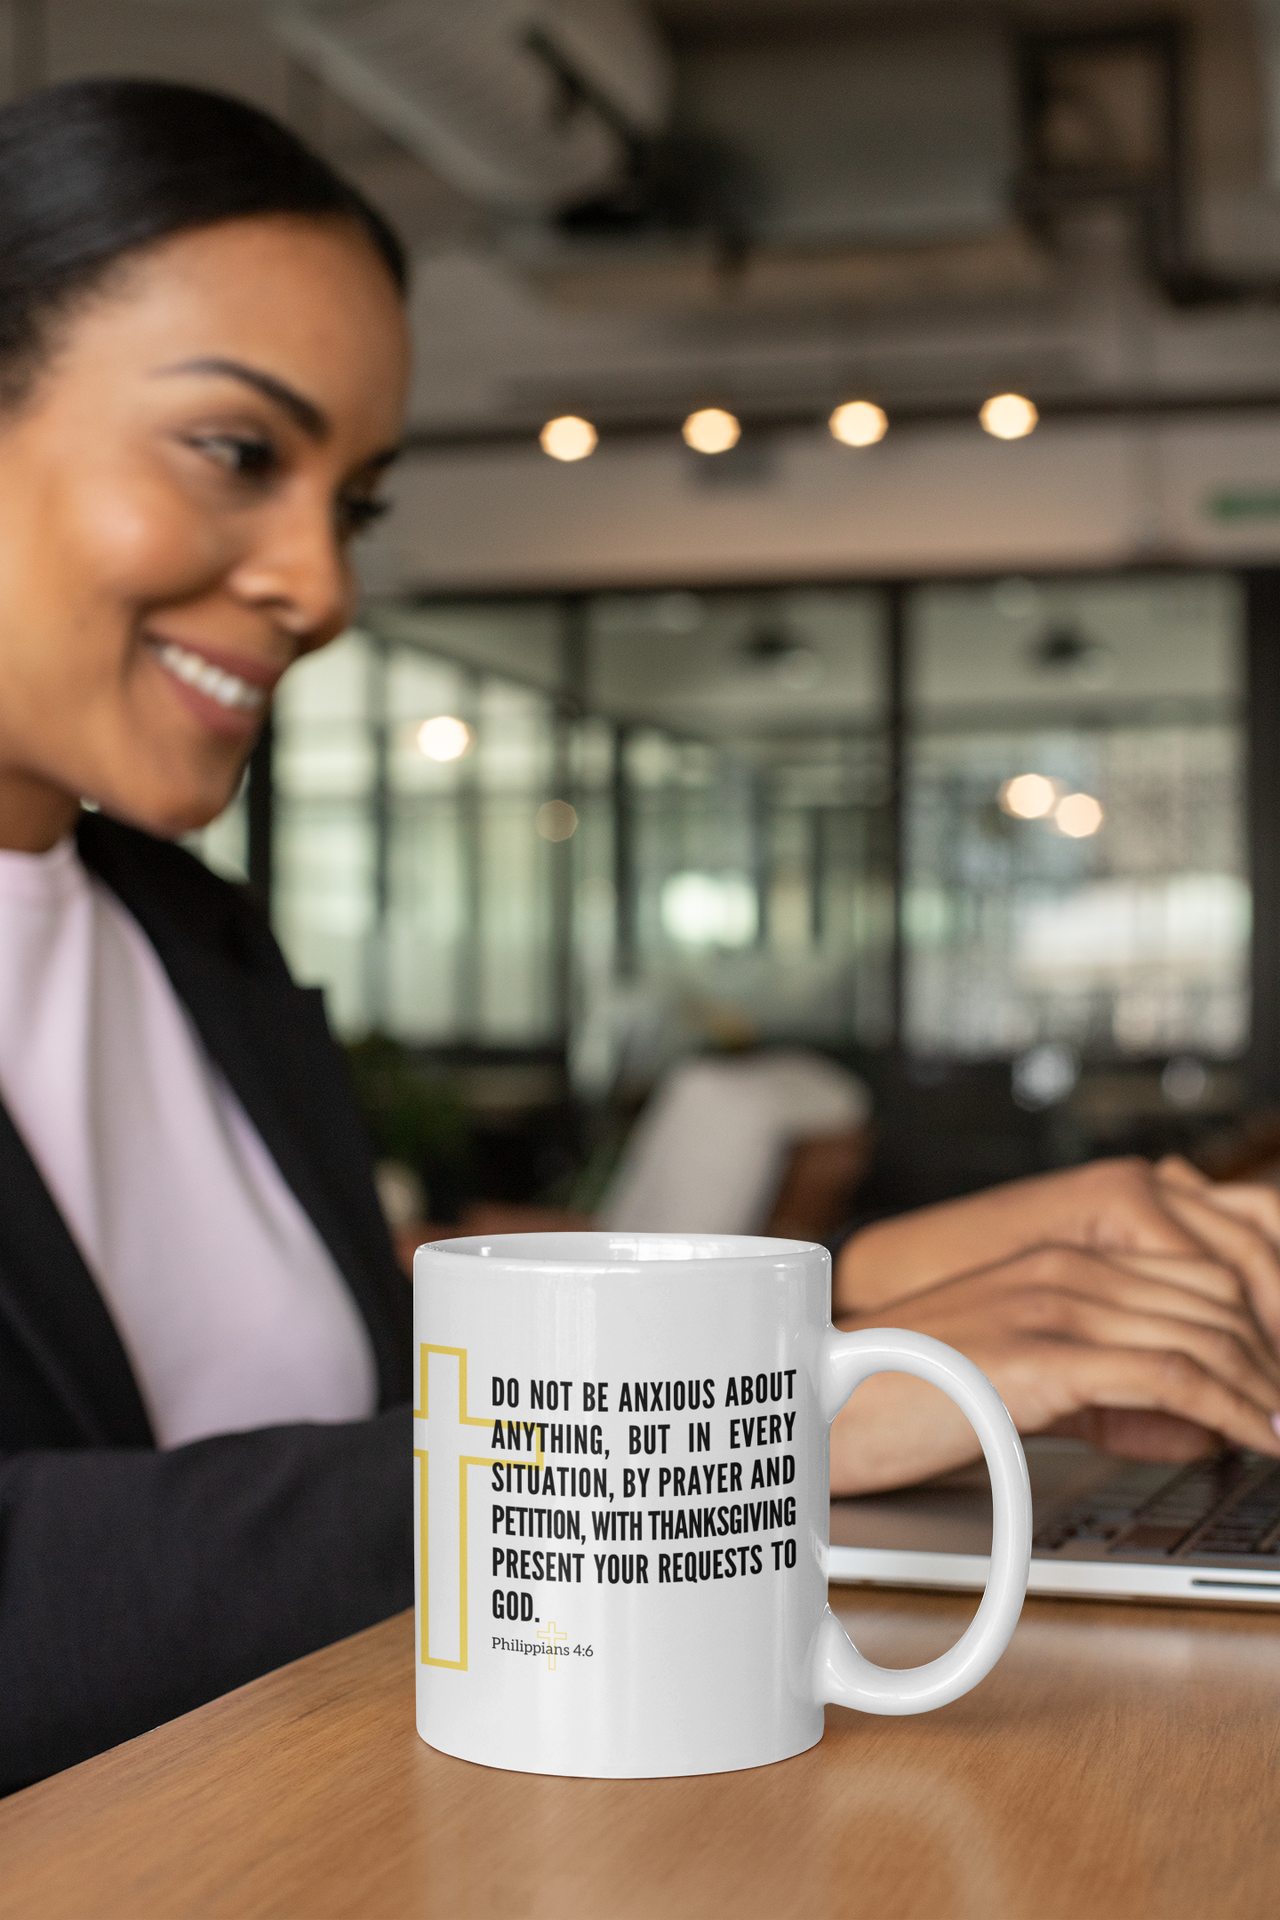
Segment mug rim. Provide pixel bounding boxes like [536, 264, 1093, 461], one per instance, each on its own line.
[418, 1230, 826, 1274]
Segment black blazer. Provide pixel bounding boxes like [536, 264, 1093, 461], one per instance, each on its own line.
[0, 813, 413, 1788]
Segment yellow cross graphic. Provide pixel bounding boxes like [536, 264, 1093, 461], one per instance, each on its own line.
[412, 1346, 490, 1671]
[412, 1345, 543, 1672]
[536, 1620, 569, 1671]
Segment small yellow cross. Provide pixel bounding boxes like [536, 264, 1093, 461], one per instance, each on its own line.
[536, 1620, 569, 1671]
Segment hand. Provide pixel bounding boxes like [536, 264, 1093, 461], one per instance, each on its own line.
[834, 1157, 1280, 1348]
[1153, 1157, 1280, 1337]
[829, 1243, 1280, 1495]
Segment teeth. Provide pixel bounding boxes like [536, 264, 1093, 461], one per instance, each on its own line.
[155, 641, 265, 713]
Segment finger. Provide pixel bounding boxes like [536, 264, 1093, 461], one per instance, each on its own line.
[1050, 1345, 1280, 1457]
[1026, 1251, 1257, 1340]
[1157, 1185, 1280, 1348]
[1079, 1157, 1209, 1260]
[1185, 1181, 1280, 1256]
[1095, 1250, 1249, 1312]
[1013, 1247, 1279, 1383]
[1090, 1251, 1280, 1386]
[1025, 1295, 1280, 1416]
[1156, 1153, 1280, 1258]
[1154, 1154, 1211, 1192]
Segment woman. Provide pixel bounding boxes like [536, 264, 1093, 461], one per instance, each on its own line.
[3, 74, 1280, 1791]
[0, 77, 412, 1789]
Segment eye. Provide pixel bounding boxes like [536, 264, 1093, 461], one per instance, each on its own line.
[187, 433, 279, 480]
[336, 493, 391, 539]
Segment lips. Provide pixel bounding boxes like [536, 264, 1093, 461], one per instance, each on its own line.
[149, 638, 270, 713]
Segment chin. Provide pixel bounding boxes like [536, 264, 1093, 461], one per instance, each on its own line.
[92, 768, 247, 841]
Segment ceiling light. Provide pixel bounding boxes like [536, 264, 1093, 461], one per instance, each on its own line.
[417, 715, 473, 762]
[682, 407, 740, 454]
[829, 400, 887, 447]
[980, 393, 1038, 440]
[1054, 792, 1104, 838]
[999, 773, 1059, 820]
[540, 415, 597, 462]
[535, 799, 578, 842]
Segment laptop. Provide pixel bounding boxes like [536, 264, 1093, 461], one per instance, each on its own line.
[830, 1437, 1280, 1607]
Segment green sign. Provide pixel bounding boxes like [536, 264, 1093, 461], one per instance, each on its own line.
[1207, 489, 1280, 522]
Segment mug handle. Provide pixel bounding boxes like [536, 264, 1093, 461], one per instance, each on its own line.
[812, 1326, 1032, 1715]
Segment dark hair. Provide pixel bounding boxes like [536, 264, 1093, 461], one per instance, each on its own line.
[0, 77, 407, 404]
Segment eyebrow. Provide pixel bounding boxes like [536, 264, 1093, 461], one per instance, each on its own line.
[152, 356, 331, 440]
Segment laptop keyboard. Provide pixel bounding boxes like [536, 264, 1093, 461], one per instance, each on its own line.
[1034, 1453, 1280, 1559]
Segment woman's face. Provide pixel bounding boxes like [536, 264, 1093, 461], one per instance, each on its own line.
[0, 214, 410, 848]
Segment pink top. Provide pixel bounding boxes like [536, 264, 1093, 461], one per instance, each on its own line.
[0, 838, 377, 1447]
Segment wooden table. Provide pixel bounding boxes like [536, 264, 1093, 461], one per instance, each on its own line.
[2, 1585, 1278, 1920]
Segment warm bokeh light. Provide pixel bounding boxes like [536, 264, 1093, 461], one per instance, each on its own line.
[682, 407, 741, 454]
[539, 415, 598, 462]
[999, 772, 1059, 819]
[979, 392, 1039, 440]
[416, 715, 473, 762]
[1054, 792, 1104, 837]
[829, 400, 888, 447]
[535, 799, 579, 842]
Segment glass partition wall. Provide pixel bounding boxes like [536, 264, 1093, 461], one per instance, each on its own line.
[587, 589, 894, 1083]
[905, 575, 1246, 1065]
[262, 588, 897, 1064]
[194, 570, 1250, 1204]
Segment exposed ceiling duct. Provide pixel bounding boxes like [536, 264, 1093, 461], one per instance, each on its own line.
[670, 18, 1018, 250]
[271, 0, 672, 213]
[141, 0, 1280, 324]
[511, 15, 1040, 316]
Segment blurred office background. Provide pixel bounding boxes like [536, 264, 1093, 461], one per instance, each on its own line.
[14, 0, 1280, 1227]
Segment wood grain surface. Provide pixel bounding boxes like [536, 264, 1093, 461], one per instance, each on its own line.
[2, 1586, 1278, 1920]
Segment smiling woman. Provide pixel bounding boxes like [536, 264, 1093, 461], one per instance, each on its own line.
[0, 77, 416, 1790]
[0, 98, 408, 846]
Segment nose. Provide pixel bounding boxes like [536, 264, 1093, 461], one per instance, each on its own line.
[225, 491, 352, 646]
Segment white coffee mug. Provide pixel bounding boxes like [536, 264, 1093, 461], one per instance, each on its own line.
[413, 1233, 1030, 1779]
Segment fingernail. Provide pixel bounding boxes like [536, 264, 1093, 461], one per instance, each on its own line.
[1271, 1413, 1280, 1439]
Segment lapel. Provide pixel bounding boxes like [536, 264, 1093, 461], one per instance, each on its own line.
[0, 1099, 153, 1446]
[0, 812, 409, 1448]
